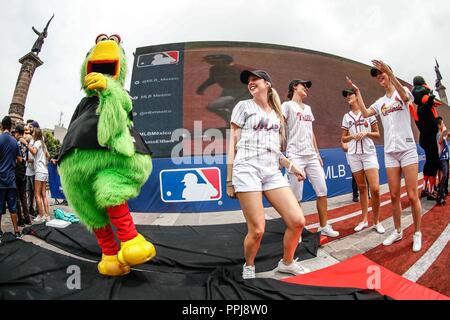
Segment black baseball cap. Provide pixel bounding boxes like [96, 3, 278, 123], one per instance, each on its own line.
[289, 79, 312, 90]
[240, 70, 273, 85]
[342, 88, 356, 97]
[15, 124, 25, 134]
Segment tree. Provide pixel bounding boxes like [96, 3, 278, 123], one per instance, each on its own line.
[43, 130, 61, 159]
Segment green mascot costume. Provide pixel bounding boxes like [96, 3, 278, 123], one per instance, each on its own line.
[57, 34, 155, 276]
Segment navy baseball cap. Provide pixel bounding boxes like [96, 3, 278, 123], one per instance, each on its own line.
[31, 120, 40, 128]
[240, 70, 273, 85]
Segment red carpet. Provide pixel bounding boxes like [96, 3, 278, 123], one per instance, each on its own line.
[416, 242, 450, 296]
[364, 204, 450, 275]
[283, 254, 449, 300]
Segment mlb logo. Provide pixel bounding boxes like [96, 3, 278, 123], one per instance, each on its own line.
[160, 168, 222, 203]
[137, 51, 180, 68]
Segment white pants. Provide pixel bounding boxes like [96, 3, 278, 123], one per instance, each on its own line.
[288, 155, 327, 202]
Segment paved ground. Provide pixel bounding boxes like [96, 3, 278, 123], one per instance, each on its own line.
[1, 174, 448, 291]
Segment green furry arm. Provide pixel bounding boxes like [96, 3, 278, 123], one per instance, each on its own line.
[96, 78, 135, 157]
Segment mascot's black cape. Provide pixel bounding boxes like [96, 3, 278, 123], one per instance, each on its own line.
[58, 96, 152, 161]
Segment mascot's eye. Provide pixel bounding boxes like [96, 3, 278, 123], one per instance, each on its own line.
[95, 34, 109, 44]
[109, 34, 121, 44]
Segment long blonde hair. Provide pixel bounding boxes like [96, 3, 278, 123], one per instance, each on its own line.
[267, 87, 286, 150]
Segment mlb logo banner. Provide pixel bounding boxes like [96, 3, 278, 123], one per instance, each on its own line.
[137, 51, 180, 67]
[160, 168, 222, 203]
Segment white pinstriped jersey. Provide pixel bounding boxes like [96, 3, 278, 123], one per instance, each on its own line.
[231, 99, 281, 165]
[341, 111, 377, 155]
[282, 101, 316, 158]
[370, 87, 416, 153]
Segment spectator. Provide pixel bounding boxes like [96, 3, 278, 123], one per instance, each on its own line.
[0, 116, 23, 240]
[436, 117, 449, 205]
[24, 121, 37, 217]
[20, 126, 51, 222]
[13, 124, 31, 226]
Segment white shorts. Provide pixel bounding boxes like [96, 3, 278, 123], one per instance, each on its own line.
[35, 172, 48, 182]
[288, 155, 327, 202]
[385, 148, 418, 168]
[346, 153, 379, 173]
[232, 155, 289, 193]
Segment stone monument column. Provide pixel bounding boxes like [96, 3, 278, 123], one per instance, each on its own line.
[435, 58, 448, 105]
[7, 14, 54, 125]
[8, 52, 43, 124]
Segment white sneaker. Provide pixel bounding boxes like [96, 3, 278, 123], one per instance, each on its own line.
[413, 232, 422, 252]
[277, 258, 310, 276]
[33, 215, 44, 223]
[318, 224, 339, 237]
[242, 264, 256, 279]
[354, 221, 369, 232]
[383, 230, 403, 246]
[374, 223, 386, 234]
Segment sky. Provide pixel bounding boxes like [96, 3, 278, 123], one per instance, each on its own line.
[1, 0, 449, 130]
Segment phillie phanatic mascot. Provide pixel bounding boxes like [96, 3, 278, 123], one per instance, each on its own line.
[57, 34, 155, 276]
[410, 76, 443, 200]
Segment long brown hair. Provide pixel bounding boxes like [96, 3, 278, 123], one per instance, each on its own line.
[33, 127, 48, 153]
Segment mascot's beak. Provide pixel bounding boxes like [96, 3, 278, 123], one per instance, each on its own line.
[86, 40, 121, 80]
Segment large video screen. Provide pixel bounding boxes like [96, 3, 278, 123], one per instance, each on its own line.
[130, 41, 434, 158]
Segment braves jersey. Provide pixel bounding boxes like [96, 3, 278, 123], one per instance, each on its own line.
[282, 101, 317, 158]
[231, 99, 282, 165]
[370, 87, 416, 153]
[341, 111, 377, 155]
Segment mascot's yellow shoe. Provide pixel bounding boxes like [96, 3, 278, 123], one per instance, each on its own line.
[117, 233, 156, 266]
[98, 254, 131, 276]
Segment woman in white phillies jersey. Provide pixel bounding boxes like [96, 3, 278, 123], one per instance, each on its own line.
[227, 70, 309, 280]
[346, 60, 423, 252]
[341, 88, 385, 234]
[282, 79, 339, 238]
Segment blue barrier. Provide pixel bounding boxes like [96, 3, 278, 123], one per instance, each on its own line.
[49, 145, 425, 213]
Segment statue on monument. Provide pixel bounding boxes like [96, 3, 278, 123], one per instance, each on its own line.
[435, 58, 443, 88]
[31, 14, 54, 55]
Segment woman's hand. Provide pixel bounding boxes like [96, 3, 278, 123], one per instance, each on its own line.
[227, 184, 237, 199]
[346, 76, 360, 92]
[19, 138, 28, 146]
[354, 132, 367, 141]
[372, 60, 393, 77]
[291, 164, 306, 182]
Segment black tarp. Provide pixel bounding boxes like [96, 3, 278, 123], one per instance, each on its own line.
[0, 237, 389, 300]
[24, 219, 320, 273]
